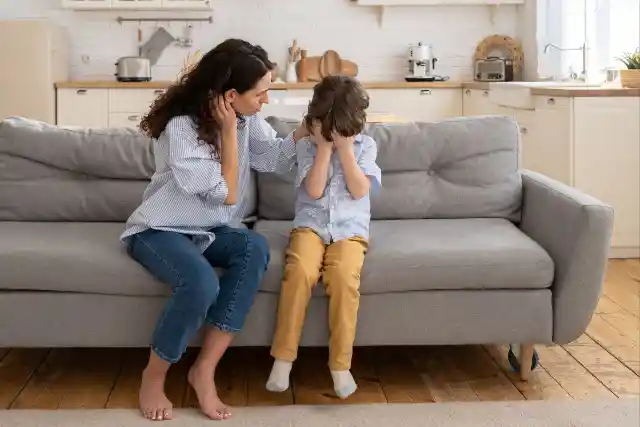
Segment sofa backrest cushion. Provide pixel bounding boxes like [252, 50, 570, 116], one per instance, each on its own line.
[0, 116, 258, 222]
[259, 115, 522, 222]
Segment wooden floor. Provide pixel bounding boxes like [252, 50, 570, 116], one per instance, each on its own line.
[1, 259, 638, 409]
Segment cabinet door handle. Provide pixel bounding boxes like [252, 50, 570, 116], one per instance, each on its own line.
[483, 90, 489, 97]
[520, 127, 528, 135]
[420, 89, 432, 95]
[153, 90, 165, 95]
[76, 89, 87, 95]
[465, 89, 471, 95]
[128, 115, 140, 121]
[547, 98, 556, 105]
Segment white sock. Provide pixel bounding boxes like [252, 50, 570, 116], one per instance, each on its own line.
[331, 370, 357, 399]
[266, 359, 293, 392]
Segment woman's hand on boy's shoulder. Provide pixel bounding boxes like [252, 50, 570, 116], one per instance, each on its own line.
[293, 121, 310, 142]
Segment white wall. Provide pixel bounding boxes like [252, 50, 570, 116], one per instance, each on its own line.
[0, 0, 530, 81]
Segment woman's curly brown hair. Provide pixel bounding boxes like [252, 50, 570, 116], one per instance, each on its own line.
[303, 75, 370, 142]
[139, 38, 274, 154]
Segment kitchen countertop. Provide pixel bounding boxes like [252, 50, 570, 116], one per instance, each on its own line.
[528, 86, 640, 97]
[462, 81, 640, 96]
[54, 80, 640, 96]
[54, 80, 464, 90]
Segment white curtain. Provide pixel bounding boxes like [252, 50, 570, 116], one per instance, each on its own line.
[536, 0, 640, 81]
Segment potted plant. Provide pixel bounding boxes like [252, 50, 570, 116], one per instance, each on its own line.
[617, 49, 640, 88]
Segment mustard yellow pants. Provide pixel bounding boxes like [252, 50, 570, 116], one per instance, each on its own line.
[270, 227, 368, 371]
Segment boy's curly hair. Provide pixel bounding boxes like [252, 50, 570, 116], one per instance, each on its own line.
[303, 75, 369, 142]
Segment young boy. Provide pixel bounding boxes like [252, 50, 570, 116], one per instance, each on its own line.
[266, 75, 382, 399]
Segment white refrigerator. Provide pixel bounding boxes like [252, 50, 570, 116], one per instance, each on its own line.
[0, 20, 70, 124]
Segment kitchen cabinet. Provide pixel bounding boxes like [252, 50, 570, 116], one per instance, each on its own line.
[498, 95, 640, 258]
[109, 113, 144, 129]
[493, 104, 535, 169]
[462, 88, 497, 116]
[354, 0, 524, 5]
[107, 88, 165, 128]
[161, 0, 211, 9]
[57, 88, 109, 128]
[496, 96, 573, 185]
[259, 88, 464, 123]
[573, 97, 640, 257]
[61, 0, 211, 9]
[367, 88, 462, 122]
[111, 0, 162, 9]
[259, 89, 313, 121]
[109, 88, 165, 115]
[61, 0, 111, 9]
[57, 88, 162, 129]
[525, 96, 573, 185]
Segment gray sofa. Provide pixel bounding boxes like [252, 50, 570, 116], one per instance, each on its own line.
[0, 115, 613, 380]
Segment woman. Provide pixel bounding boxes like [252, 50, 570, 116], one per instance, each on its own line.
[120, 38, 308, 422]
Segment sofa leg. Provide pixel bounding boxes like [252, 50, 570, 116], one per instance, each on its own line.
[519, 344, 534, 381]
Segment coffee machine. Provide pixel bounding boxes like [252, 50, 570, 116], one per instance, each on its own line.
[406, 42, 438, 82]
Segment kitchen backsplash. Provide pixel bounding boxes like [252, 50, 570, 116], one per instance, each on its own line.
[2, 0, 524, 81]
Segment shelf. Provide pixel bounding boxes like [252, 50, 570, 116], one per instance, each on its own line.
[354, 0, 524, 5]
[61, 0, 212, 11]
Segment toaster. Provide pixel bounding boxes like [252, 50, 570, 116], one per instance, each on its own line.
[115, 56, 152, 82]
[474, 57, 514, 82]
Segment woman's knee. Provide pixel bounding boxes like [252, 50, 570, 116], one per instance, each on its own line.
[238, 229, 270, 266]
[251, 229, 270, 256]
[179, 262, 220, 303]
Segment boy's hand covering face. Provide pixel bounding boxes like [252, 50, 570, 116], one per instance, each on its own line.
[332, 132, 355, 151]
[310, 121, 334, 150]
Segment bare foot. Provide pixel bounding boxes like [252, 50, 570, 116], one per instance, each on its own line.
[139, 367, 173, 421]
[188, 364, 232, 421]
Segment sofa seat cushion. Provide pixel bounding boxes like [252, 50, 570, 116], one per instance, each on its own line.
[255, 218, 554, 294]
[1, 222, 203, 297]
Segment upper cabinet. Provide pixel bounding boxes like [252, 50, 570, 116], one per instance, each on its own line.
[111, 0, 163, 9]
[61, 0, 211, 10]
[353, 0, 524, 4]
[61, 0, 112, 9]
[161, 0, 211, 9]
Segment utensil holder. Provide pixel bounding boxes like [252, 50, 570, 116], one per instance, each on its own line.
[285, 62, 297, 83]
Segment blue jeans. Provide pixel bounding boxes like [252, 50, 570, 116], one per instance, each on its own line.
[126, 226, 270, 363]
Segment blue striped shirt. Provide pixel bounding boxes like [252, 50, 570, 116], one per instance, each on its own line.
[121, 114, 296, 251]
[293, 134, 382, 244]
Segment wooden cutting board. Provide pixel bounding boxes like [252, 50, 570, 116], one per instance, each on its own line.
[296, 56, 322, 81]
[296, 50, 359, 82]
[319, 50, 342, 76]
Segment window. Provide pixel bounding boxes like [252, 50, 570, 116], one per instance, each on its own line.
[537, 0, 639, 81]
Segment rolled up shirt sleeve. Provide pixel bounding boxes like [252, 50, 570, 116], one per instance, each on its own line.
[358, 135, 382, 192]
[294, 138, 315, 189]
[248, 115, 297, 174]
[166, 116, 229, 203]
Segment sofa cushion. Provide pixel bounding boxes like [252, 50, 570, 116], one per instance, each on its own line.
[0, 221, 249, 296]
[0, 222, 170, 296]
[0, 117, 258, 222]
[254, 219, 554, 294]
[0, 116, 155, 179]
[259, 115, 522, 222]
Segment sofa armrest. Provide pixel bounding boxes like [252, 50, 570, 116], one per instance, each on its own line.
[519, 170, 614, 344]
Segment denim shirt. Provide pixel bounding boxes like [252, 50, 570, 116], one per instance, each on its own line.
[121, 114, 296, 251]
[293, 134, 382, 244]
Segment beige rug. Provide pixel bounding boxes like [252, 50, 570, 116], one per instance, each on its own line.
[1, 399, 638, 427]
